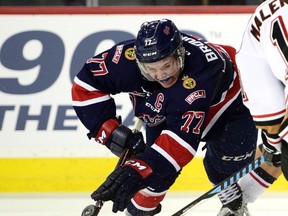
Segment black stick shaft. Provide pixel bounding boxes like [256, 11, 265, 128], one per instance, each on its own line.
[88, 119, 143, 216]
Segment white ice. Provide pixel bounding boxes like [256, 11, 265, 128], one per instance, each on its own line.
[0, 191, 287, 216]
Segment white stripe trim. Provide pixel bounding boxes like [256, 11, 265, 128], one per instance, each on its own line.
[74, 76, 100, 91]
[266, 136, 282, 145]
[161, 130, 196, 155]
[279, 126, 288, 141]
[250, 170, 271, 187]
[201, 90, 240, 138]
[130, 188, 167, 212]
[211, 71, 236, 106]
[151, 144, 181, 171]
[253, 112, 286, 122]
[141, 188, 167, 196]
[72, 95, 111, 106]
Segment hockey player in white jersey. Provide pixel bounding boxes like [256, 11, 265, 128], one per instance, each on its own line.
[235, 0, 287, 215]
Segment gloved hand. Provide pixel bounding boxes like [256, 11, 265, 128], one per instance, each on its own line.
[95, 118, 146, 157]
[91, 158, 153, 213]
[260, 130, 281, 167]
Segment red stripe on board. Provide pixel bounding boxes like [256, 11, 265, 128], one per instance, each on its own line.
[0, 6, 257, 15]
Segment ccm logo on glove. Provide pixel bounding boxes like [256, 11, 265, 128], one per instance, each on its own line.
[125, 159, 153, 178]
[95, 119, 119, 145]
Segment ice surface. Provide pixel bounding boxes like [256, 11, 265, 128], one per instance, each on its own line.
[0, 192, 287, 216]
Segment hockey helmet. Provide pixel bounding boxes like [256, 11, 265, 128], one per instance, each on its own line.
[134, 19, 185, 81]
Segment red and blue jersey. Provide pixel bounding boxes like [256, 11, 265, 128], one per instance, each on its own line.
[72, 33, 240, 174]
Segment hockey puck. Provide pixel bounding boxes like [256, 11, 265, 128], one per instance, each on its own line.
[81, 205, 99, 216]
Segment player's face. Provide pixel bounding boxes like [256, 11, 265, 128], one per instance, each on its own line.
[144, 56, 181, 88]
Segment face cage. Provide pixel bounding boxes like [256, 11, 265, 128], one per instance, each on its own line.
[136, 46, 185, 82]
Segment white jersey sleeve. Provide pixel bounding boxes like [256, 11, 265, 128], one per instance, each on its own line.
[236, 0, 288, 125]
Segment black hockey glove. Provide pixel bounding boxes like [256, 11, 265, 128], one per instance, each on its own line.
[260, 130, 281, 167]
[91, 158, 153, 213]
[95, 118, 146, 157]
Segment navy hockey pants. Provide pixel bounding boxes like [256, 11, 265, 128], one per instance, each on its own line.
[202, 95, 258, 185]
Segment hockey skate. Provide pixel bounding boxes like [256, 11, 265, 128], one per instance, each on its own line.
[217, 183, 251, 216]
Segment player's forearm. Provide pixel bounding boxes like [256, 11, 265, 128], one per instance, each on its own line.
[255, 146, 282, 178]
[256, 124, 281, 135]
[256, 110, 288, 134]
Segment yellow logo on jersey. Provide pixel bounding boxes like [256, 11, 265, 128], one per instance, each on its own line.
[182, 75, 196, 89]
[125, 48, 136, 60]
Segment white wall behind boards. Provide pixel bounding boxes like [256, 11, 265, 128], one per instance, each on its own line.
[0, 12, 252, 158]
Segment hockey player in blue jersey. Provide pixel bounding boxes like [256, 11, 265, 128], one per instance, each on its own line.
[72, 19, 278, 215]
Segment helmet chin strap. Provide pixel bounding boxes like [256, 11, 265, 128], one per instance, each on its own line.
[177, 46, 185, 70]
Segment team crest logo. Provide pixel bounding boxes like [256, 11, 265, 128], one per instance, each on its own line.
[182, 75, 196, 89]
[125, 48, 136, 60]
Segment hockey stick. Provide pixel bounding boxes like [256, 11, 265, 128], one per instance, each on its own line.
[81, 118, 143, 216]
[172, 155, 265, 216]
